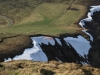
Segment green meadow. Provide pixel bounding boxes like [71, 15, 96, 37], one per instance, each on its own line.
[0, 0, 88, 36]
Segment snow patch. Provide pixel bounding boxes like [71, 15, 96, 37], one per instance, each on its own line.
[79, 5, 100, 41]
[55, 38, 62, 46]
[82, 30, 93, 41]
[64, 35, 91, 58]
[55, 57, 62, 62]
[4, 36, 56, 62]
[4, 58, 12, 62]
[90, 5, 100, 15]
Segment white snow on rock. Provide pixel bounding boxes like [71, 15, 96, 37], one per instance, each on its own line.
[78, 5, 100, 41]
[12, 38, 48, 62]
[4, 36, 55, 62]
[82, 30, 93, 41]
[55, 38, 62, 46]
[79, 5, 100, 41]
[64, 35, 91, 58]
[90, 5, 100, 15]
[55, 57, 62, 63]
[82, 5, 100, 23]
[4, 58, 12, 62]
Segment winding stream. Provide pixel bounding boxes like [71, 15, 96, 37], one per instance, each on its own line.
[4, 5, 100, 64]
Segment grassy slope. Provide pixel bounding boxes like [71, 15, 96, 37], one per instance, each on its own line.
[0, 0, 89, 36]
[0, 60, 100, 75]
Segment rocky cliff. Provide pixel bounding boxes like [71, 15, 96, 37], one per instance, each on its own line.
[39, 9, 100, 68]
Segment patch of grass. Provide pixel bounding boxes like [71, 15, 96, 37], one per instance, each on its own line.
[0, 18, 8, 27]
[35, 3, 67, 19]
[0, 2, 87, 35]
[1, 0, 97, 36]
[0, 3, 67, 34]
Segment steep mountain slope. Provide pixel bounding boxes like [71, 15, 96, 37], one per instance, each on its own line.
[3, 4, 100, 68]
[0, 1, 100, 75]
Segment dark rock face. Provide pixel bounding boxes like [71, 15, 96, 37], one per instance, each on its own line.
[88, 38, 100, 68]
[40, 36, 89, 65]
[92, 10, 100, 24]
[39, 10, 100, 68]
[87, 10, 100, 68]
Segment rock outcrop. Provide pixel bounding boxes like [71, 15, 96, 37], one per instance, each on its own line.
[39, 8, 100, 68]
[40, 35, 89, 64]
[87, 10, 100, 68]
[0, 35, 33, 62]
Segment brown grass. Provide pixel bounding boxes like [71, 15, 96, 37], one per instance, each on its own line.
[18, 12, 44, 25]
[0, 60, 100, 75]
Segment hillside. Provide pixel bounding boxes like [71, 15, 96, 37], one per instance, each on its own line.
[0, 0, 100, 75]
[0, 0, 99, 35]
[0, 60, 100, 75]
